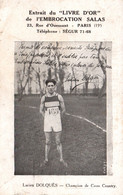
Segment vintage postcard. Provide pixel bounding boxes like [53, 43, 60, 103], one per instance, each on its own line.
[0, 0, 123, 195]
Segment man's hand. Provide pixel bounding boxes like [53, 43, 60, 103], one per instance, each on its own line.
[40, 95, 45, 118]
[58, 94, 66, 119]
[40, 108, 45, 117]
[61, 110, 65, 119]
[42, 112, 45, 118]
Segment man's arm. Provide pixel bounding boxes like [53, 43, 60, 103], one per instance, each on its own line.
[58, 95, 66, 115]
[40, 95, 45, 117]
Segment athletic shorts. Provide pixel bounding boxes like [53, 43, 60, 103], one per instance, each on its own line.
[44, 107, 62, 132]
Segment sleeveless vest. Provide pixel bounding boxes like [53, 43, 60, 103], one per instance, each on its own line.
[44, 94, 60, 115]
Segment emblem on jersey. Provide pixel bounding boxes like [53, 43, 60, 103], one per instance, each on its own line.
[48, 107, 59, 115]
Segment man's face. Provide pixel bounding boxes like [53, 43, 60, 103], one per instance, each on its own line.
[47, 82, 55, 94]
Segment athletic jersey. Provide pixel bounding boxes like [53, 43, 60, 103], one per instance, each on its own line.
[44, 93, 62, 132]
[44, 94, 60, 116]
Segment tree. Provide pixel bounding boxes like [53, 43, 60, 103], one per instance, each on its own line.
[45, 42, 66, 94]
[70, 42, 109, 96]
[31, 66, 43, 97]
[97, 42, 107, 98]
[69, 65, 91, 95]
[53, 42, 66, 94]
[17, 56, 34, 101]
[82, 67, 91, 95]
[16, 42, 43, 100]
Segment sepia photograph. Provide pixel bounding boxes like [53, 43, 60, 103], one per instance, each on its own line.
[14, 41, 112, 175]
[1, 0, 123, 194]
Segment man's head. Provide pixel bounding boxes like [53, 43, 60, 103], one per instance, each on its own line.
[45, 79, 56, 94]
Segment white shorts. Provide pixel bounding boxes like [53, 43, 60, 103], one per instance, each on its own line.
[44, 107, 62, 132]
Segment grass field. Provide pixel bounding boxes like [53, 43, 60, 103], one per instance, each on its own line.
[14, 95, 106, 175]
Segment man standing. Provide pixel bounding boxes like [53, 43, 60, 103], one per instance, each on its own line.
[40, 79, 67, 167]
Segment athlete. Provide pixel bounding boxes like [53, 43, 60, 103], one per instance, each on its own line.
[40, 79, 68, 167]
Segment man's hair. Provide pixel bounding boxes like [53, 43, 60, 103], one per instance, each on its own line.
[45, 79, 56, 86]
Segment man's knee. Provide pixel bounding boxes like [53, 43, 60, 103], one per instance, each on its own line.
[55, 132, 62, 146]
[45, 139, 51, 145]
[55, 139, 61, 146]
[45, 132, 51, 145]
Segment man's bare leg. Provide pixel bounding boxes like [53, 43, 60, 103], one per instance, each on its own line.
[55, 132, 68, 167]
[45, 132, 51, 162]
[41, 132, 51, 167]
